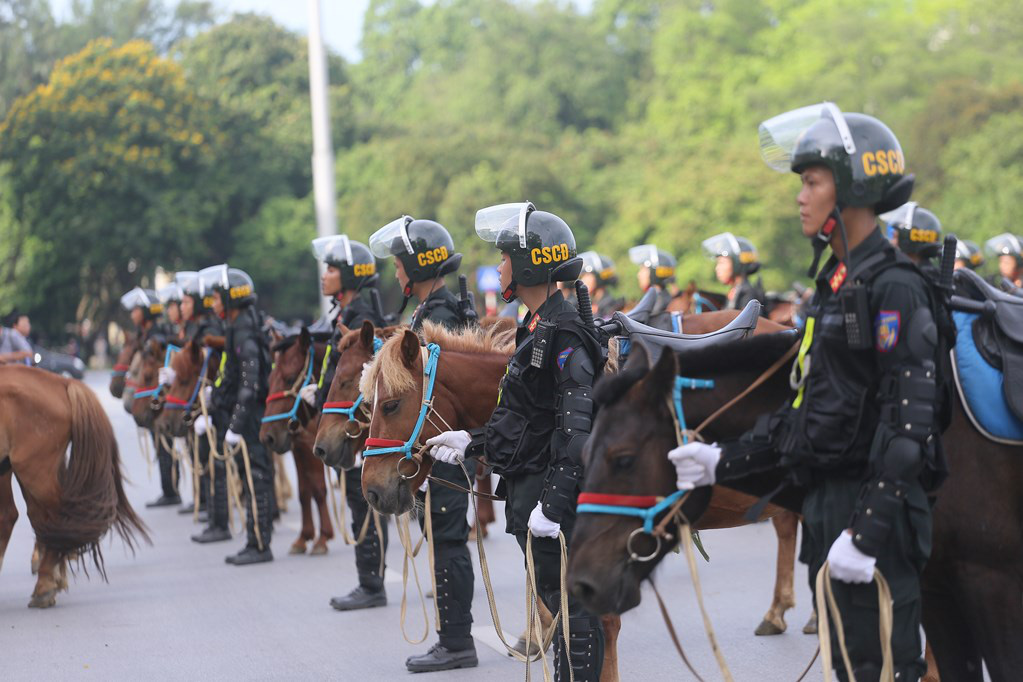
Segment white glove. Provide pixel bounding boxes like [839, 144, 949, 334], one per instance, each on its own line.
[528, 502, 561, 539]
[827, 531, 876, 584]
[224, 429, 242, 447]
[418, 478, 429, 493]
[425, 430, 471, 465]
[299, 383, 318, 406]
[193, 415, 209, 436]
[667, 441, 721, 489]
[159, 366, 176, 386]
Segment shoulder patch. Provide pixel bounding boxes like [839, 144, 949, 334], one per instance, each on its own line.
[875, 310, 900, 352]
[556, 347, 574, 371]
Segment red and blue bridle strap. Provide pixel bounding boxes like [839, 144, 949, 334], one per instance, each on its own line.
[363, 343, 441, 460]
[164, 350, 210, 411]
[576, 489, 689, 535]
[261, 350, 315, 423]
[322, 337, 383, 418]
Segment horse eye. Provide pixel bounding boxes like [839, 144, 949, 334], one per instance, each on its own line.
[382, 400, 400, 415]
[612, 455, 636, 472]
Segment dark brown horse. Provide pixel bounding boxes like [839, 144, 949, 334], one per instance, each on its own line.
[127, 338, 165, 430]
[0, 366, 150, 607]
[259, 328, 333, 555]
[570, 327, 1023, 681]
[109, 332, 139, 399]
[154, 338, 216, 439]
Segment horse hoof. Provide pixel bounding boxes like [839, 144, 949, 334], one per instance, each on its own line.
[310, 540, 329, 556]
[802, 614, 818, 635]
[755, 619, 785, 636]
[28, 590, 57, 608]
[289, 540, 307, 555]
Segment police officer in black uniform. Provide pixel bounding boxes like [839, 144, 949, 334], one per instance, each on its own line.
[578, 251, 624, 319]
[883, 203, 944, 283]
[985, 233, 1023, 288]
[302, 235, 391, 612]
[670, 103, 947, 681]
[702, 232, 766, 311]
[121, 287, 182, 508]
[426, 202, 605, 681]
[628, 244, 677, 328]
[157, 282, 186, 343]
[171, 271, 224, 520]
[953, 239, 983, 271]
[195, 264, 274, 565]
[369, 216, 478, 672]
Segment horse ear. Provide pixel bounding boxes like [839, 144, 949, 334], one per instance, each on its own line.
[360, 321, 375, 350]
[300, 326, 311, 350]
[189, 339, 202, 364]
[399, 330, 420, 368]
[637, 344, 677, 405]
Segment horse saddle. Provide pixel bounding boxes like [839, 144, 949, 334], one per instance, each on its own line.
[951, 269, 1023, 443]
[621, 287, 658, 325]
[612, 299, 761, 355]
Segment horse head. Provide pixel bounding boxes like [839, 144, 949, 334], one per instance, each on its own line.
[313, 321, 386, 471]
[155, 338, 206, 438]
[109, 333, 138, 399]
[129, 338, 165, 429]
[260, 327, 319, 454]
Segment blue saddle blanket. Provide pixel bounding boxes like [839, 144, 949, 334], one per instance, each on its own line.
[952, 310, 1023, 442]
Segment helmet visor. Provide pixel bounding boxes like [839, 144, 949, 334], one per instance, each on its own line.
[157, 283, 183, 304]
[120, 287, 152, 310]
[312, 235, 354, 265]
[758, 102, 855, 172]
[175, 271, 200, 296]
[369, 217, 414, 259]
[985, 233, 1023, 257]
[701, 232, 742, 260]
[628, 245, 660, 268]
[879, 201, 918, 230]
[474, 202, 533, 249]
[198, 264, 229, 297]
[579, 250, 603, 274]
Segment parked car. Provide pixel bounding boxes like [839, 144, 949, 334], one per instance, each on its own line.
[32, 345, 85, 379]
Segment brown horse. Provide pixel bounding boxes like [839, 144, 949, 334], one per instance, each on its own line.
[154, 338, 216, 439]
[127, 338, 165, 430]
[570, 326, 1023, 681]
[259, 328, 333, 555]
[109, 332, 139, 399]
[0, 366, 150, 607]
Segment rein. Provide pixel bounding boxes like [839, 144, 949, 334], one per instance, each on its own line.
[132, 344, 183, 401]
[261, 348, 315, 424]
[164, 349, 210, 411]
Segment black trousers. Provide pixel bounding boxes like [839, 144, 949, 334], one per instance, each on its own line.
[151, 430, 179, 496]
[416, 461, 474, 651]
[344, 466, 388, 588]
[800, 476, 932, 681]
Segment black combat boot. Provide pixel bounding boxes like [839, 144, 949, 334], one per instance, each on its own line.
[191, 460, 230, 543]
[227, 470, 273, 566]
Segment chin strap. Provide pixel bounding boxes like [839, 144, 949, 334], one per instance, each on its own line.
[807, 210, 841, 278]
[501, 280, 517, 303]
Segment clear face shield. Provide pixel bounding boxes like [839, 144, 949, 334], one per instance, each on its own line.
[158, 283, 184, 304]
[175, 271, 200, 296]
[120, 287, 152, 311]
[628, 245, 660, 268]
[879, 202, 918, 231]
[474, 202, 534, 249]
[758, 101, 855, 173]
[369, 216, 414, 259]
[701, 232, 743, 260]
[312, 235, 354, 265]
[985, 233, 1023, 258]
[198, 264, 229, 298]
[579, 250, 603, 274]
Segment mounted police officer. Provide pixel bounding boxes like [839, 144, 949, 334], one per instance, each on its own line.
[426, 202, 606, 681]
[369, 216, 478, 672]
[301, 235, 390, 612]
[628, 244, 676, 321]
[883, 203, 943, 284]
[157, 282, 186, 343]
[578, 251, 623, 319]
[985, 233, 1023, 288]
[669, 103, 947, 681]
[194, 264, 274, 565]
[953, 239, 984, 271]
[702, 232, 766, 311]
[121, 287, 181, 508]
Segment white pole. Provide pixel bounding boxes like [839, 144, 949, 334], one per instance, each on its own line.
[308, 0, 336, 318]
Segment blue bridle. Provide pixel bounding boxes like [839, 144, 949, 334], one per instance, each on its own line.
[321, 337, 383, 419]
[362, 343, 442, 460]
[692, 293, 719, 313]
[164, 349, 210, 411]
[261, 350, 315, 424]
[132, 344, 183, 400]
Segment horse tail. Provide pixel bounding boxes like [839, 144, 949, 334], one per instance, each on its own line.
[34, 381, 150, 580]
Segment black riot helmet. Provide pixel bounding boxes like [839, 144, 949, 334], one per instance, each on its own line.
[198, 264, 257, 310]
[628, 244, 677, 288]
[475, 202, 581, 303]
[120, 287, 163, 321]
[312, 235, 379, 292]
[701, 232, 761, 276]
[759, 102, 914, 275]
[175, 270, 209, 313]
[954, 239, 984, 270]
[369, 216, 460, 297]
[579, 251, 618, 288]
[881, 202, 943, 259]
[985, 233, 1023, 269]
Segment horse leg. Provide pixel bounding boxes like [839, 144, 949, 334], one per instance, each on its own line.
[599, 614, 621, 682]
[289, 453, 314, 555]
[305, 442, 333, 555]
[958, 565, 1023, 682]
[28, 544, 63, 608]
[0, 471, 17, 573]
[273, 452, 292, 513]
[922, 643, 940, 682]
[471, 465, 495, 540]
[922, 576, 983, 682]
[755, 511, 798, 635]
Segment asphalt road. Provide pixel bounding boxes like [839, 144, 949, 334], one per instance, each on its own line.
[1, 371, 822, 680]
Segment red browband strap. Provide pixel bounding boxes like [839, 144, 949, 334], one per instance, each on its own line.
[323, 401, 356, 409]
[364, 438, 404, 448]
[265, 392, 288, 404]
[113, 363, 130, 371]
[576, 492, 661, 508]
[164, 394, 190, 405]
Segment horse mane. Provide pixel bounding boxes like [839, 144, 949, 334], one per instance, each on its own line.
[271, 335, 300, 354]
[594, 331, 800, 409]
[361, 322, 516, 401]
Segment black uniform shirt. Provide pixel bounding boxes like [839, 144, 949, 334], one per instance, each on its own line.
[410, 285, 462, 332]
